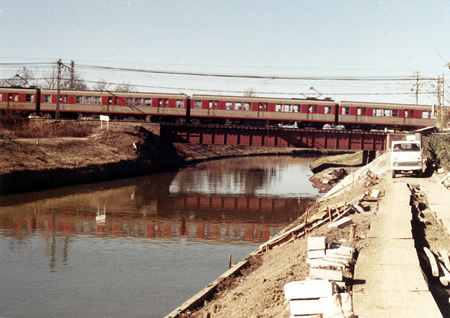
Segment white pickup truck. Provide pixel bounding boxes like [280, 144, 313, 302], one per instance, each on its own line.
[390, 140, 424, 178]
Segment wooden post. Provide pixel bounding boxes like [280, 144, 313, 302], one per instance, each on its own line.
[327, 207, 332, 223]
[229, 254, 232, 269]
[304, 209, 309, 234]
[350, 224, 357, 241]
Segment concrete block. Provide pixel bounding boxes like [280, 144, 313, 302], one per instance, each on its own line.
[328, 217, 353, 229]
[307, 258, 345, 269]
[370, 189, 380, 198]
[290, 297, 333, 316]
[284, 280, 336, 300]
[308, 236, 327, 251]
[327, 246, 354, 256]
[310, 267, 343, 281]
[323, 293, 354, 318]
[307, 249, 326, 259]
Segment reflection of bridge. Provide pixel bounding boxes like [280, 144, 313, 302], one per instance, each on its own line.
[162, 195, 314, 223]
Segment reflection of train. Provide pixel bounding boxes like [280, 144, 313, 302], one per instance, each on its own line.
[0, 212, 281, 243]
[0, 87, 436, 130]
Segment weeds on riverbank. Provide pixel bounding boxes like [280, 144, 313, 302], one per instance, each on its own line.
[427, 133, 450, 170]
[0, 111, 96, 138]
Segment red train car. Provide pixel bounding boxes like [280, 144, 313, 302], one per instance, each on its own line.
[339, 100, 436, 130]
[0, 87, 188, 121]
[190, 94, 336, 127]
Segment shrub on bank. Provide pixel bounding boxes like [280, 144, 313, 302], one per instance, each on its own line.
[427, 133, 450, 170]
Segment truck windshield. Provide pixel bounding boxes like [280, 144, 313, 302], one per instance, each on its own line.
[393, 143, 420, 152]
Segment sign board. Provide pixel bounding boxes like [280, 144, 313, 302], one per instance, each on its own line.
[100, 115, 110, 130]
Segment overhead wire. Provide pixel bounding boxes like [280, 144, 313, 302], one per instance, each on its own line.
[0, 61, 447, 103]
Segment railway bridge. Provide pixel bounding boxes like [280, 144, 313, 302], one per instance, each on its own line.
[160, 123, 387, 151]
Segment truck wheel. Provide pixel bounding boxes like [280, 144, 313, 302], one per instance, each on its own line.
[392, 170, 396, 178]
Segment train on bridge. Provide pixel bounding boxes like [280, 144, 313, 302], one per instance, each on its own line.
[0, 87, 437, 130]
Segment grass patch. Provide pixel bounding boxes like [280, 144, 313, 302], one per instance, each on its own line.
[1, 111, 96, 138]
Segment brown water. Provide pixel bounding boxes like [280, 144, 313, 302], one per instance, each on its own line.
[0, 156, 319, 317]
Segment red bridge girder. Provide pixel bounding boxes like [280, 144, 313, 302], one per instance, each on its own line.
[160, 124, 387, 151]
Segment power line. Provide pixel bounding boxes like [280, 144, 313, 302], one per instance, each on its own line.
[75, 63, 438, 82]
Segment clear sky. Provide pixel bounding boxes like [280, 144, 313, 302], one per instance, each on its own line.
[1, 0, 450, 104]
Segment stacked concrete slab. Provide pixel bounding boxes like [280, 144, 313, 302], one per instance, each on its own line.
[284, 280, 354, 318]
[307, 236, 355, 284]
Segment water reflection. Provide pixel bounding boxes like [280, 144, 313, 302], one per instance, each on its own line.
[0, 156, 317, 245]
[0, 156, 319, 318]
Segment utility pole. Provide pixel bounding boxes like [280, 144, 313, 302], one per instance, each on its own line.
[70, 60, 75, 90]
[413, 71, 420, 105]
[56, 59, 62, 121]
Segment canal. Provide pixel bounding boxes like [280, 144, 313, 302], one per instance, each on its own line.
[0, 156, 320, 318]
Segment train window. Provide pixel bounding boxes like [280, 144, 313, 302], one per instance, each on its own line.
[14, 94, 18, 101]
[26, 94, 34, 102]
[176, 100, 184, 108]
[94, 96, 101, 104]
[85, 96, 93, 104]
[209, 101, 218, 109]
[405, 110, 409, 118]
[391, 109, 398, 117]
[276, 104, 282, 112]
[135, 98, 143, 106]
[144, 98, 152, 106]
[410, 110, 414, 117]
[165, 99, 169, 107]
[63, 96, 68, 103]
[194, 101, 202, 109]
[383, 109, 390, 117]
[244, 103, 251, 110]
[357, 108, 361, 115]
[75, 96, 83, 104]
[45, 95, 52, 103]
[284, 105, 291, 112]
[293, 105, 299, 112]
[308, 105, 317, 113]
[259, 103, 268, 111]
[422, 111, 429, 119]
[158, 99, 163, 107]
[325, 106, 332, 114]
[126, 98, 133, 106]
[226, 102, 233, 110]
[235, 102, 242, 110]
[0, 93, 2, 101]
[341, 107, 350, 115]
[374, 109, 382, 116]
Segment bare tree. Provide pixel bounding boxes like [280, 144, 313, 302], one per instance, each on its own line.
[115, 82, 136, 92]
[0, 67, 36, 87]
[41, 66, 88, 91]
[92, 79, 111, 91]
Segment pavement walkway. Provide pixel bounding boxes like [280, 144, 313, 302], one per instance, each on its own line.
[421, 178, 450, 237]
[353, 181, 443, 318]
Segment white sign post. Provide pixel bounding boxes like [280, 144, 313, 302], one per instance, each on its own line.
[100, 115, 110, 131]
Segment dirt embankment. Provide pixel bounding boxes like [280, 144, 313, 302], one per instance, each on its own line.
[0, 121, 354, 195]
